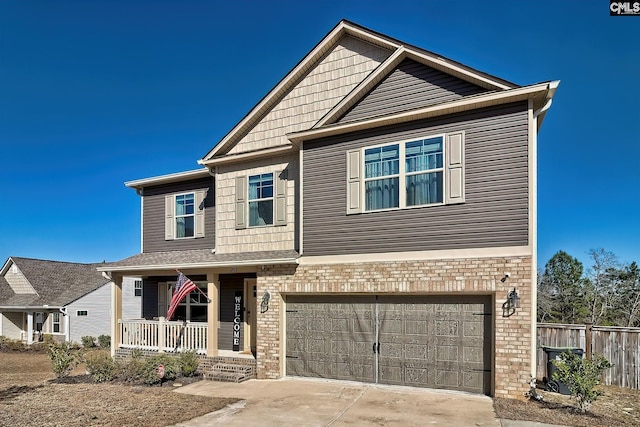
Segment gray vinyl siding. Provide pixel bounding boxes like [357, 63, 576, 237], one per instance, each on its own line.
[303, 102, 529, 256]
[1, 312, 23, 339]
[142, 177, 215, 253]
[122, 277, 142, 319]
[66, 283, 111, 343]
[339, 59, 488, 123]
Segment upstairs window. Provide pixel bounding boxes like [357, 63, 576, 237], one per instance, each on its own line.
[175, 193, 195, 238]
[248, 173, 274, 227]
[364, 144, 400, 210]
[347, 132, 464, 214]
[405, 137, 444, 206]
[164, 190, 206, 240]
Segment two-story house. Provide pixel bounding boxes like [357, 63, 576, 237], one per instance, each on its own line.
[100, 20, 558, 399]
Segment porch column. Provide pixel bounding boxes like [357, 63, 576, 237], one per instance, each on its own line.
[26, 311, 34, 345]
[110, 274, 122, 357]
[207, 272, 219, 356]
[63, 309, 70, 342]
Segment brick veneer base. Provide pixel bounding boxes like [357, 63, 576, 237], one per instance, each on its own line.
[255, 255, 533, 399]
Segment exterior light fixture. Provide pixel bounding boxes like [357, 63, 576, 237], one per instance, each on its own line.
[502, 288, 520, 317]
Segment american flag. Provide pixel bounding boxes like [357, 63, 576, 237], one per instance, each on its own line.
[166, 272, 198, 321]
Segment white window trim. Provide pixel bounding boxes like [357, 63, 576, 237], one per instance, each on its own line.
[134, 280, 142, 297]
[52, 312, 61, 333]
[174, 192, 196, 239]
[247, 172, 275, 228]
[176, 282, 208, 322]
[361, 134, 446, 213]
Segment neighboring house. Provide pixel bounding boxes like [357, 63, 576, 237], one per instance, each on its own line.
[101, 20, 558, 399]
[0, 257, 142, 344]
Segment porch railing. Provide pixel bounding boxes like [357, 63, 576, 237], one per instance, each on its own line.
[119, 318, 207, 354]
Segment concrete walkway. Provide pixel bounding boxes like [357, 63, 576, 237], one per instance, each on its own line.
[172, 377, 503, 426]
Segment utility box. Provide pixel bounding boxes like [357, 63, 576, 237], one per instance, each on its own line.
[542, 346, 584, 395]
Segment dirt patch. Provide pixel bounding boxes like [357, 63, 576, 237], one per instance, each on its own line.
[0, 352, 238, 427]
[494, 384, 640, 426]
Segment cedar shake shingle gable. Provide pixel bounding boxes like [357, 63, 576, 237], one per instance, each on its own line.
[0, 257, 110, 308]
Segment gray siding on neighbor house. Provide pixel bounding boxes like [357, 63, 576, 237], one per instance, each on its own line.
[66, 283, 111, 343]
[122, 277, 142, 319]
[142, 177, 215, 253]
[1, 312, 23, 339]
[303, 102, 529, 256]
[338, 59, 489, 123]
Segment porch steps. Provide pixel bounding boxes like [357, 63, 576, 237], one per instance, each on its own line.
[205, 363, 255, 383]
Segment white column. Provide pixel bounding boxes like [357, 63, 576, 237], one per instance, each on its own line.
[110, 275, 122, 357]
[26, 312, 34, 345]
[64, 309, 70, 342]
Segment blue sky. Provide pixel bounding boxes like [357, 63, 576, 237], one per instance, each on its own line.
[1, 0, 638, 270]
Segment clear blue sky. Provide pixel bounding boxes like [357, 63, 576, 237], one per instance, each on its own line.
[1, 0, 638, 270]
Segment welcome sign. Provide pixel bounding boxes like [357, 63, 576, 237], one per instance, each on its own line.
[233, 291, 242, 351]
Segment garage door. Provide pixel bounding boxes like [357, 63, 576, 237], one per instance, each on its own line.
[286, 295, 491, 394]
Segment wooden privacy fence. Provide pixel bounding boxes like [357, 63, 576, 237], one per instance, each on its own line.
[537, 323, 640, 389]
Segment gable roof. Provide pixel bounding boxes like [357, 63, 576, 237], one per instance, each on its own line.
[199, 19, 518, 163]
[0, 257, 110, 309]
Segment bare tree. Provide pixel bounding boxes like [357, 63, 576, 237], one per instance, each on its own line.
[584, 249, 620, 325]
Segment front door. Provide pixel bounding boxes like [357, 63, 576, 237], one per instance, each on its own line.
[244, 279, 257, 353]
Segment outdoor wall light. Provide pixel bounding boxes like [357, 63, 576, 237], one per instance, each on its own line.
[260, 291, 271, 313]
[502, 288, 520, 317]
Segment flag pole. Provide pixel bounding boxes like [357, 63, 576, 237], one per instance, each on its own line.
[175, 269, 212, 303]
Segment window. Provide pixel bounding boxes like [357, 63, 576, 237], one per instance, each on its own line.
[175, 193, 195, 238]
[235, 170, 287, 229]
[77, 310, 88, 316]
[248, 173, 274, 227]
[171, 282, 208, 322]
[52, 312, 60, 333]
[35, 312, 43, 332]
[164, 190, 205, 240]
[364, 137, 443, 211]
[134, 280, 142, 297]
[405, 137, 444, 206]
[348, 132, 464, 214]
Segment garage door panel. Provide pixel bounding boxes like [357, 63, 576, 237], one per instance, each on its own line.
[286, 295, 491, 394]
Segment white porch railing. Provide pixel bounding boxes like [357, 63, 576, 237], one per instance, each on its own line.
[119, 318, 207, 354]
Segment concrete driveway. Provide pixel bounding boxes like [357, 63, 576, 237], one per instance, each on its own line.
[171, 378, 501, 427]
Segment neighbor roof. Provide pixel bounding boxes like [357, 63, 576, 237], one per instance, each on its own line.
[0, 257, 110, 309]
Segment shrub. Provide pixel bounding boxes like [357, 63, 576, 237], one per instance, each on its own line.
[0, 336, 27, 352]
[81, 336, 96, 348]
[117, 349, 145, 383]
[97, 335, 111, 349]
[85, 349, 118, 382]
[178, 350, 200, 377]
[140, 354, 179, 385]
[552, 351, 613, 412]
[48, 342, 77, 378]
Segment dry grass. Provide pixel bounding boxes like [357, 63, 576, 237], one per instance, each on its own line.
[0, 351, 237, 427]
[494, 384, 640, 426]
[4, 350, 640, 427]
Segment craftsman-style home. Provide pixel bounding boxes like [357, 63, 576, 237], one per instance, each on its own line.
[100, 20, 558, 398]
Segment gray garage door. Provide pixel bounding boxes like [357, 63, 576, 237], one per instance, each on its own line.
[286, 295, 491, 394]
